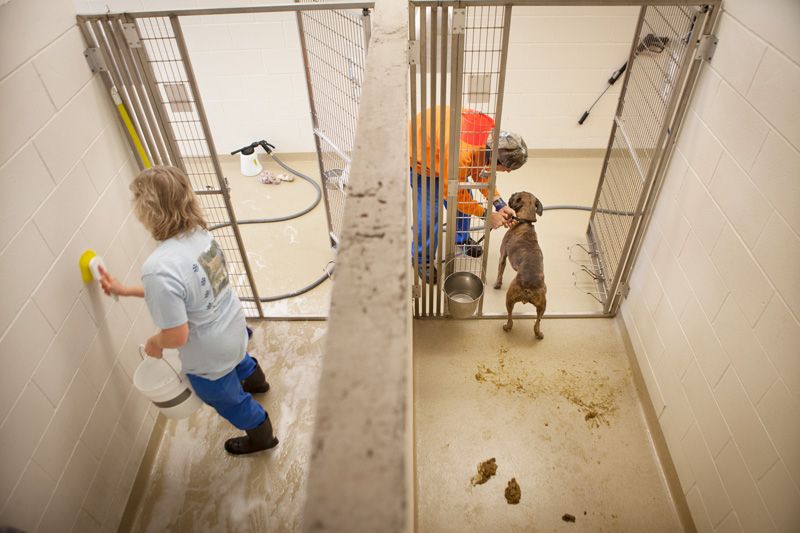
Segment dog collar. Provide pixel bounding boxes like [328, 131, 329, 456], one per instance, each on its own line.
[510, 215, 535, 225]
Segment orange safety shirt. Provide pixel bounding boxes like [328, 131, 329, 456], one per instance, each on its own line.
[409, 106, 500, 217]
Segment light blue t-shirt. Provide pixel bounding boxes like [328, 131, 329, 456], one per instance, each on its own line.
[141, 228, 247, 380]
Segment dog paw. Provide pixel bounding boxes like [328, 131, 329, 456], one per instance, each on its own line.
[493, 282, 502, 290]
[503, 323, 512, 332]
[535, 332, 544, 340]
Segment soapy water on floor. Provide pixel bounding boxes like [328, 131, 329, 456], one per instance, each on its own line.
[128, 321, 325, 533]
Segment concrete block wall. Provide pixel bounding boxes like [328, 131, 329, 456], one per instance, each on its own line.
[503, 6, 639, 149]
[0, 0, 160, 531]
[621, 1, 800, 531]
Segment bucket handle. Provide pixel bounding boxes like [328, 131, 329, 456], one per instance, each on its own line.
[139, 344, 185, 383]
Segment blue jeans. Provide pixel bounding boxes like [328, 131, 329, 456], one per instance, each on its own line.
[411, 172, 471, 264]
[187, 353, 266, 430]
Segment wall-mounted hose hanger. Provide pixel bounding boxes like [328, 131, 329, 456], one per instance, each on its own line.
[577, 33, 669, 125]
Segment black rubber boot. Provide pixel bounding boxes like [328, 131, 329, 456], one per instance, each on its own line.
[241, 358, 269, 394]
[225, 416, 279, 455]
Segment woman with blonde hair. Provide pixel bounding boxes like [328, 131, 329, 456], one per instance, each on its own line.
[100, 166, 278, 455]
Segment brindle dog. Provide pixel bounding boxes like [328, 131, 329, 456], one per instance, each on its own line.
[493, 192, 547, 339]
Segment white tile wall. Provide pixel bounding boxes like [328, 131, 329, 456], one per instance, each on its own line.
[0, 1, 158, 530]
[622, 2, 800, 531]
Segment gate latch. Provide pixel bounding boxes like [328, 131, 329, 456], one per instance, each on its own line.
[695, 34, 718, 62]
[122, 22, 142, 48]
[408, 40, 420, 65]
[83, 47, 107, 73]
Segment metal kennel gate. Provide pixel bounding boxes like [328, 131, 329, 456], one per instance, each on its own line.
[77, 2, 374, 318]
[297, 2, 371, 247]
[409, 0, 719, 319]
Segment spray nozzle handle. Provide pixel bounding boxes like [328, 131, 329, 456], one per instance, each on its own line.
[230, 140, 276, 156]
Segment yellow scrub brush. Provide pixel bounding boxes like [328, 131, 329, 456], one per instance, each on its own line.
[79, 249, 118, 301]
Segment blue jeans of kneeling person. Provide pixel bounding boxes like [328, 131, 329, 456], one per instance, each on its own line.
[187, 353, 266, 430]
[411, 172, 472, 265]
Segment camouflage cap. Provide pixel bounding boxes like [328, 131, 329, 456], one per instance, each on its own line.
[489, 130, 528, 170]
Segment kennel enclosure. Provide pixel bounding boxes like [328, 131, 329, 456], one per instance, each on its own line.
[408, 0, 720, 319]
[77, 1, 373, 319]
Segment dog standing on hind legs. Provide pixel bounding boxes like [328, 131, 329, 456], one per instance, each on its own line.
[493, 192, 547, 339]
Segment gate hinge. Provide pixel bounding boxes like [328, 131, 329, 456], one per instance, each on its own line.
[695, 34, 718, 62]
[408, 40, 420, 65]
[412, 284, 421, 298]
[452, 8, 466, 34]
[122, 22, 142, 48]
[618, 282, 630, 299]
[83, 47, 107, 73]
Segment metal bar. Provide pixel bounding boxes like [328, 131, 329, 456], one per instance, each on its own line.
[410, 5, 420, 317]
[418, 311, 614, 319]
[409, 0, 719, 6]
[444, 20, 465, 287]
[436, 7, 447, 317]
[78, 2, 375, 20]
[613, 116, 647, 183]
[100, 17, 163, 166]
[77, 20, 144, 169]
[609, 4, 718, 315]
[604, 6, 707, 313]
[420, 6, 429, 315]
[169, 15, 264, 318]
[588, 5, 646, 227]
[477, 4, 511, 316]
[313, 129, 352, 165]
[115, 15, 173, 166]
[130, 17, 186, 170]
[297, 9, 335, 246]
[428, 7, 438, 315]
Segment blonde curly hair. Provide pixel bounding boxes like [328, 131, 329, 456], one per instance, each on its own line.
[130, 166, 207, 241]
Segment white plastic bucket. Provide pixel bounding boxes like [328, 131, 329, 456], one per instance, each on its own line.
[133, 348, 203, 419]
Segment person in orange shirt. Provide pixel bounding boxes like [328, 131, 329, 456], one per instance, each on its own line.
[410, 107, 528, 282]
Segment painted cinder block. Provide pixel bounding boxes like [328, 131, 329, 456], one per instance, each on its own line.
[685, 485, 714, 533]
[712, 297, 777, 405]
[681, 423, 733, 527]
[33, 27, 94, 110]
[0, 460, 56, 533]
[750, 132, 800, 238]
[82, 423, 132, 525]
[82, 126, 131, 194]
[33, 79, 107, 184]
[652, 296, 693, 379]
[0, 222, 55, 336]
[709, 154, 772, 251]
[753, 213, 800, 321]
[0, 382, 54, 507]
[711, 224, 773, 327]
[32, 299, 98, 407]
[228, 22, 286, 50]
[748, 49, 800, 151]
[0, 302, 55, 423]
[715, 440, 774, 533]
[37, 441, 99, 533]
[754, 296, 800, 402]
[681, 360, 731, 458]
[33, 370, 100, 481]
[710, 13, 766, 97]
[0, 144, 55, 252]
[675, 112, 723, 186]
[702, 82, 769, 172]
[80, 363, 133, 461]
[756, 380, 800, 489]
[34, 161, 98, 255]
[679, 232, 729, 321]
[723, 0, 800, 65]
[678, 167, 725, 251]
[714, 367, 778, 480]
[0, 65, 56, 165]
[757, 460, 800, 533]
[680, 296, 729, 388]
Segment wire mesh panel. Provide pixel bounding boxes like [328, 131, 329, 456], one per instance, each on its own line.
[409, 4, 512, 317]
[589, 4, 711, 314]
[78, 14, 263, 317]
[297, 4, 370, 247]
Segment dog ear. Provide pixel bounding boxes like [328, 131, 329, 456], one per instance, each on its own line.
[508, 192, 522, 212]
[535, 197, 543, 217]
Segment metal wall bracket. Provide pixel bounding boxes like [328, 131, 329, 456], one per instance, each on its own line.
[452, 8, 466, 35]
[412, 285, 421, 298]
[408, 40, 420, 65]
[618, 282, 630, 299]
[695, 34, 718, 62]
[83, 47, 107, 73]
[122, 22, 142, 48]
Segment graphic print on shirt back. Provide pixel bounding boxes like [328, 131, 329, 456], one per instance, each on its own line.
[197, 239, 229, 299]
